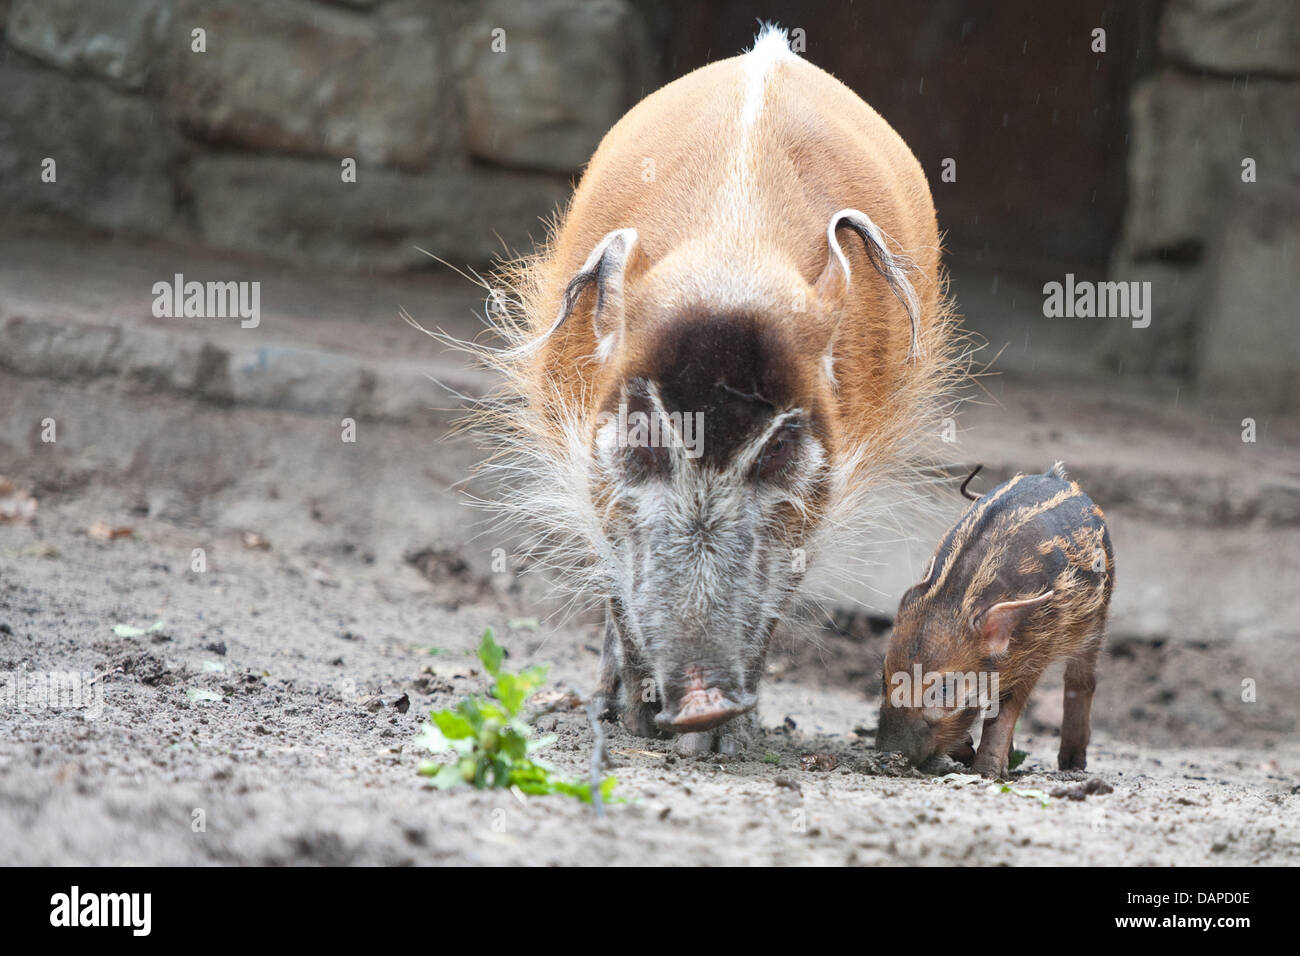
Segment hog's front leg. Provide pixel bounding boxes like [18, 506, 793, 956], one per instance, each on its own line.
[1059, 635, 1103, 771]
[602, 601, 662, 737]
[594, 607, 622, 722]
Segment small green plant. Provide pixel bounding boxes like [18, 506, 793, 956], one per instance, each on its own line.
[416, 628, 617, 804]
[1008, 748, 1028, 770]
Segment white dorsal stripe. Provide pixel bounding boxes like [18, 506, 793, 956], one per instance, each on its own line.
[742, 24, 796, 130]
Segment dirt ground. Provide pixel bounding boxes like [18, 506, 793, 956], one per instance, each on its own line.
[1, 239, 1299, 865]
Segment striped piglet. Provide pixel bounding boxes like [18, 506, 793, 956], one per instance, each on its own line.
[876, 463, 1114, 778]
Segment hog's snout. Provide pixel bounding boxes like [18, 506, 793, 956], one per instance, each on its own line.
[654, 664, 756, 733]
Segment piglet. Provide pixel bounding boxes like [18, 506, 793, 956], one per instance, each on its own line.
[876, 462, 1114, 778]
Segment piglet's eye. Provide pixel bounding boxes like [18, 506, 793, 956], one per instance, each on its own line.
[755, 426, 798, 480]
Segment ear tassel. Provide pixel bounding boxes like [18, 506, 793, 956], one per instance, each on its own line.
[503, 227, 638, 360]
[822, 208, 923, 361]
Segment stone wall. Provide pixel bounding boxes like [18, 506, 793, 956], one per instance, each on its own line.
[0, 0, 655, 270]
[1106, 0, 1300, 405]
[3, 0, 1296, 402]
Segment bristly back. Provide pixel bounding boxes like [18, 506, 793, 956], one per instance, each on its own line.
[910, 466, 1113, 628]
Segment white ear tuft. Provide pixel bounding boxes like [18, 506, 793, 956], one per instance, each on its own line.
[507, 227, 638, 360]
[817, 209, 922, 361]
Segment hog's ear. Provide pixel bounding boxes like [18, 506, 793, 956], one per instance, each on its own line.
[814, 209, 921, 362]
[552, 227, 639, 362]
[974, 590, 1054, 656]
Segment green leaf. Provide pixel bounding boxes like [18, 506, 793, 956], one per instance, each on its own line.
[493, 664, 548, 716]
[454, 698, 486, 733]
[413, 721, 448, 753]
[599, 775, 619, 802]
[516, 664, 549, 692]
[415, 628, 622, 807]
[478, 628, 504, 677]
[431, 708, 475, 740]
[419, 762, 466, 790]
[999, 784, 1051, 807]
[498, 725, 528, 761]
[493, 672, 523, 715]
[1008, 749, 1028, 770]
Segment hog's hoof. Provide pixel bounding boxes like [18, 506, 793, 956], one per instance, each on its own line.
[621, 700, 663, 739]
[672, 713, 756, 756]
[674, 731, 716, 756]
[673, 730, 747, 756]
[1058, 748, 1088, 771]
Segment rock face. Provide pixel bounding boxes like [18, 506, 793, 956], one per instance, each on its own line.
[5, 0, 171, 90]
[0, 0, 653, 271]
[462, 0, 655, 173]
[160, 0, 456, 170]
[1121, 71, 1300, 257]
[1161, 0, 1300, 76]
[1198, 183, 1300, 407]
[186, 154, 570, 271]
[0, 60, 180, 233]
[1107, 0, 1300, 398]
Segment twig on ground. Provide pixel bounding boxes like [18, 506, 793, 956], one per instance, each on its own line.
[584, 694, 608, 818]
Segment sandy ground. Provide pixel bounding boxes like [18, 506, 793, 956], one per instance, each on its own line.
[1, 235, 1299, 865]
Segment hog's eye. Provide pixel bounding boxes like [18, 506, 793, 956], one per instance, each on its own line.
[624, 442, 670, 482]
[755, 425, 799, 480]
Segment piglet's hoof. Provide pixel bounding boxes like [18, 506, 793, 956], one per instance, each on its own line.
[950, 736, 976, 766]
[973, 755, 1009, 780]
[1058, 748, 1088, 771]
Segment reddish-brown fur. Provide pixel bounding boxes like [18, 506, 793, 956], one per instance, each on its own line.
[459, 29, 966, 751]
[513, 40, 954, 479]
[878, 466, 1114, 777]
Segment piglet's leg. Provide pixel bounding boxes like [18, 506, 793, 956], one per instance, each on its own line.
[1060, 635, 1103, 771]
[973, 686, 1032, 779]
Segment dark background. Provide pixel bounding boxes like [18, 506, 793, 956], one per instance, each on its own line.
[1, 0, 1296, 397]
[643, 0, 1155, 270]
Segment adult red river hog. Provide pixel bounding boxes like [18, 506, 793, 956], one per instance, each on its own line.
[459, 26, 963, 754]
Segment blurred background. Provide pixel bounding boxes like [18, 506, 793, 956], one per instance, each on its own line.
[1, 0, 1297, 398]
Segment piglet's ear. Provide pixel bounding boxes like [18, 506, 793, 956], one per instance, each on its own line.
[975, 590, 1054, 656]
